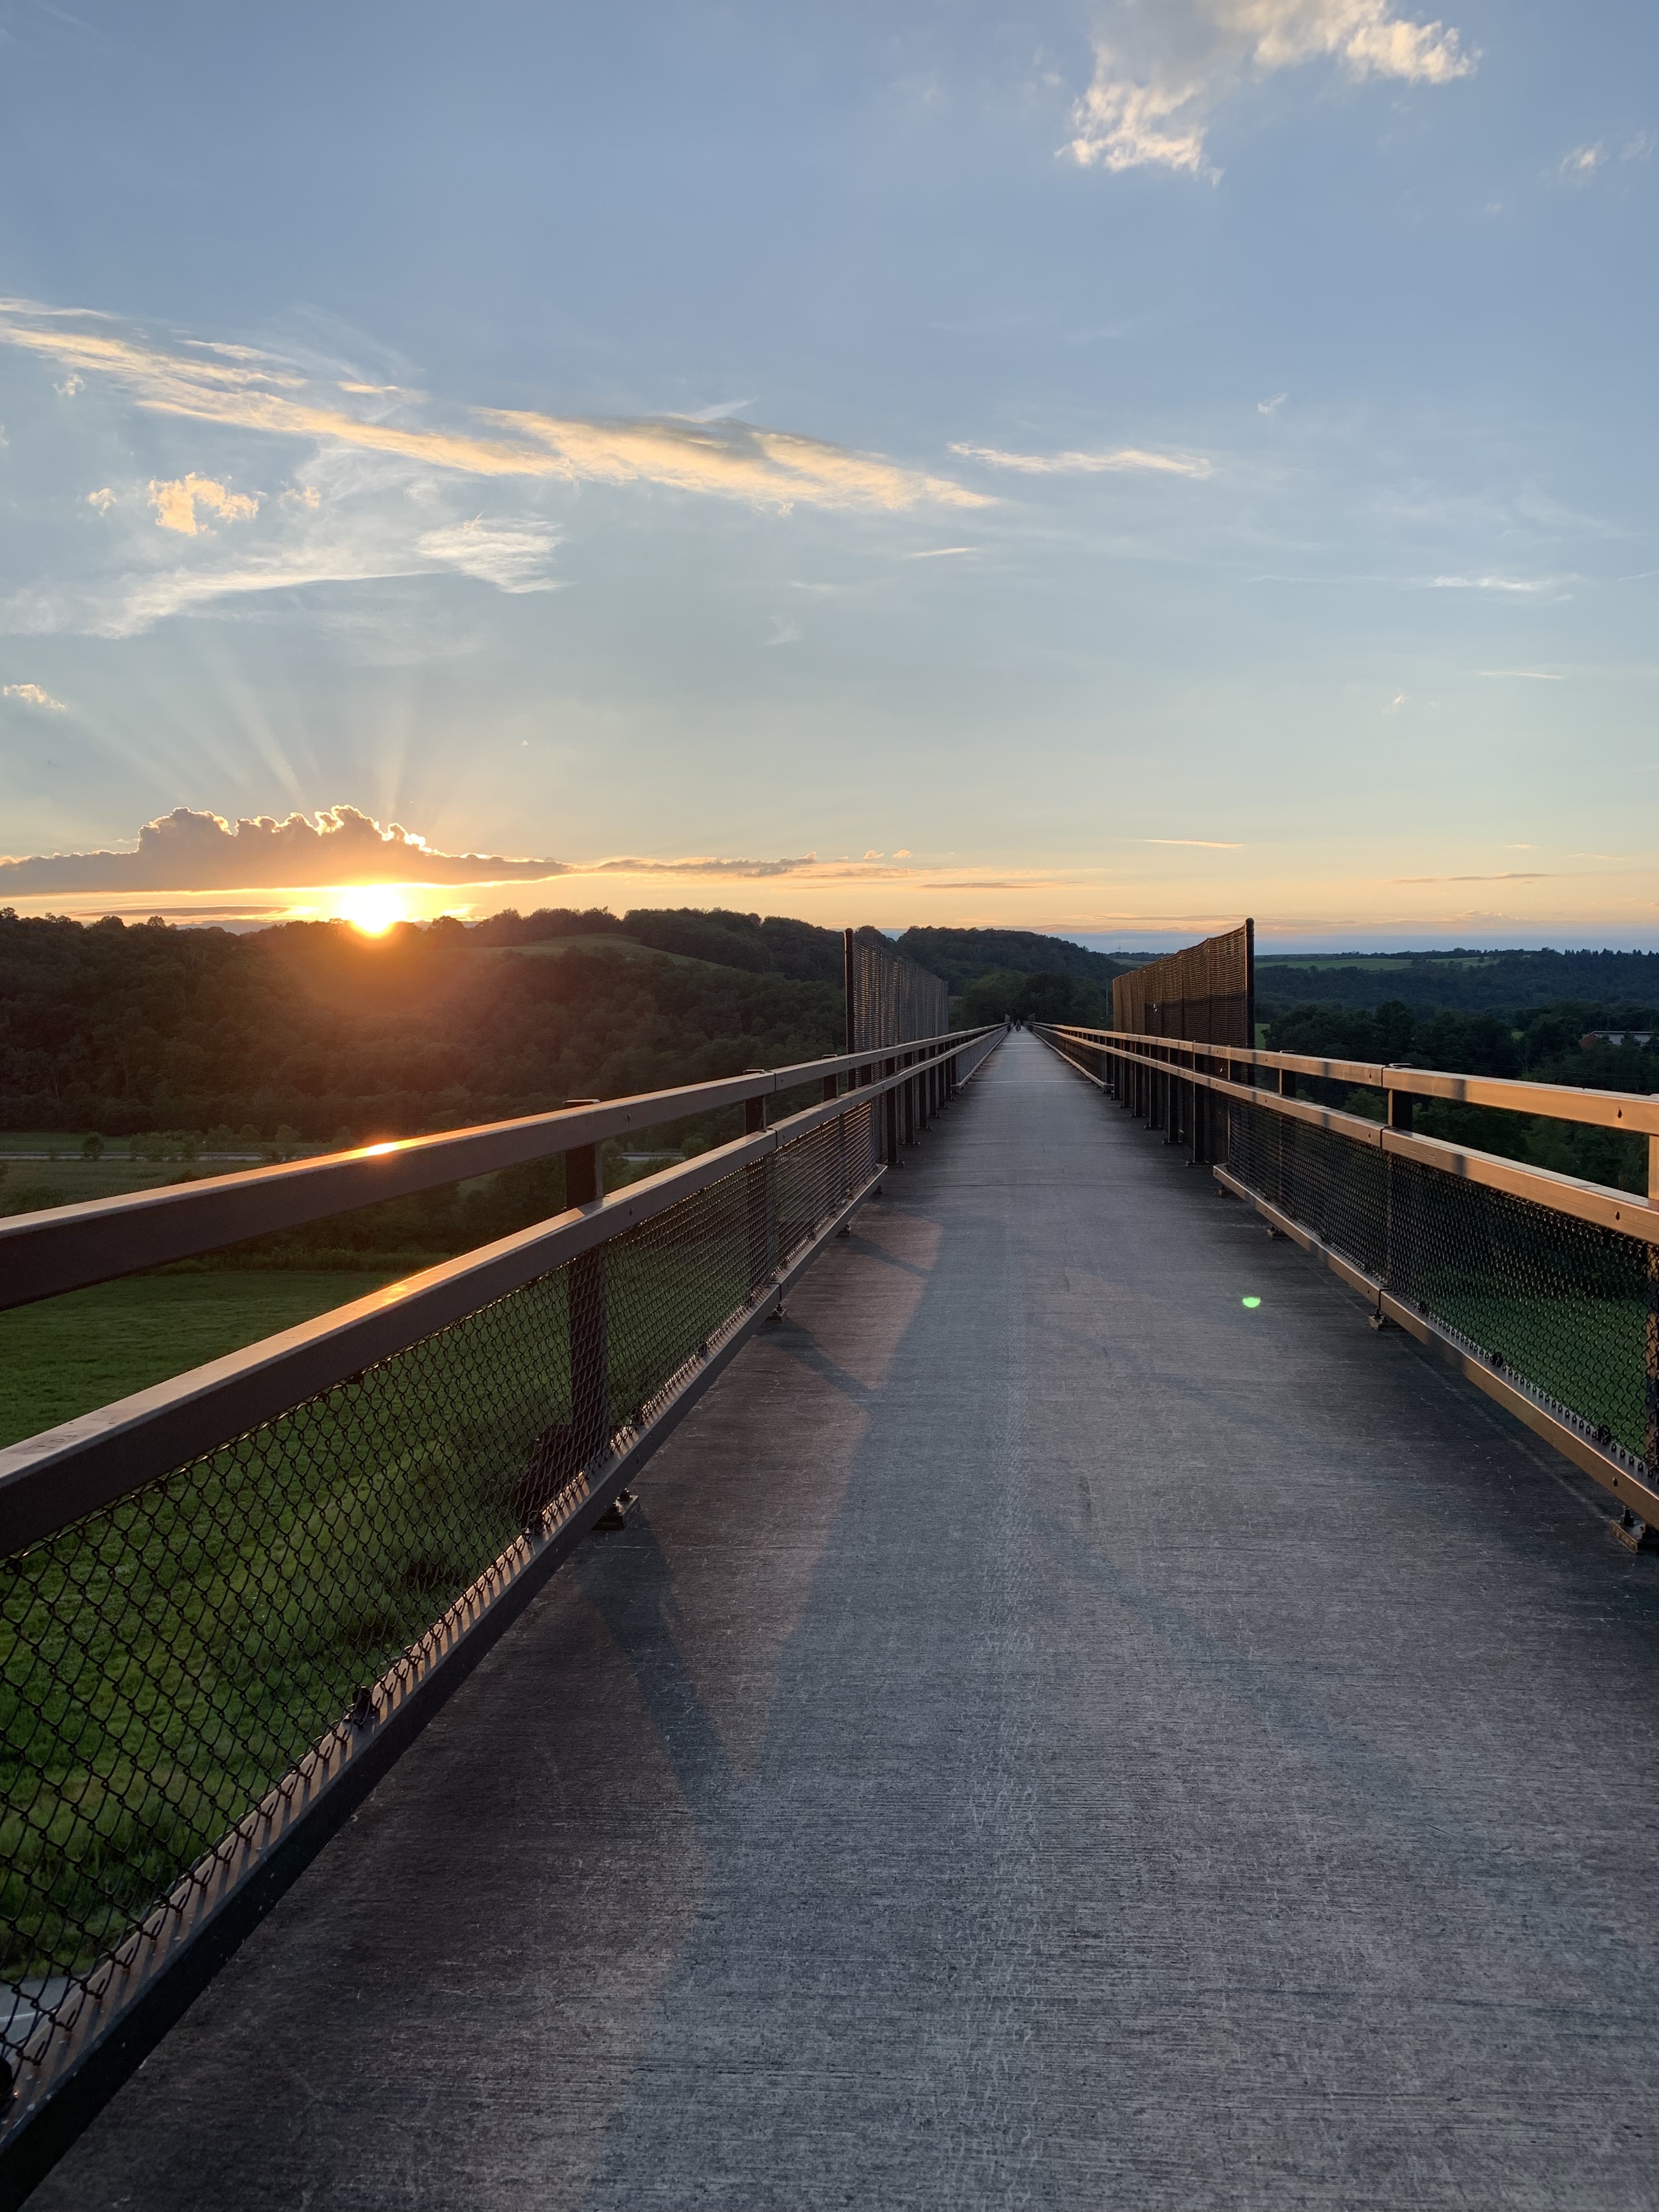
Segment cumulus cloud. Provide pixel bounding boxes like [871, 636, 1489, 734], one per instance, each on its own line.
[85, 487, 116, 514]
[2, 681, 66, 710]
[0, 301, 988, 516]
[1064, 0, 1474, 179]
[148, 473, 261, 535]
[0, 805, 567, 894]
[0, 806, 841, 894]
[949, 443, 1214, 478]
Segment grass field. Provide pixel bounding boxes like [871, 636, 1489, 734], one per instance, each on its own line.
[0, 1270, 409, 1447]
[0, 1218, 769, 1982]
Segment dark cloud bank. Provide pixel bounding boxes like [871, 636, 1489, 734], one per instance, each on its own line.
[0, 806, 566, 894]
[0, 807, 821, 896]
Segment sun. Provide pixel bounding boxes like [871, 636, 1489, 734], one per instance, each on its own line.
[334, 884, 411, 935]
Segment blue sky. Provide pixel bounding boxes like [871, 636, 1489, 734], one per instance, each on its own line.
[1, 0, 1654, 947]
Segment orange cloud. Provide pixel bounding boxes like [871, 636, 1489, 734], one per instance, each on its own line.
[148, 473, 260, 535]
[1, 304, 989, 516]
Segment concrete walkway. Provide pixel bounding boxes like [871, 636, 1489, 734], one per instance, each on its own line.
[37, 1034, 1659, 2210]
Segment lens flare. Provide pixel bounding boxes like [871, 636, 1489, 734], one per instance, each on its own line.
[333, 884, 410, 935]
[1241, 1296, 1262, 1309]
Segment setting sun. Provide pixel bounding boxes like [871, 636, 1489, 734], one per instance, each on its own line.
[332, 884, 412, 935]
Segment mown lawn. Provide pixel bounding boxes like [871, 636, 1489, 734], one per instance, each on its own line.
[0, 1271, 408, 1448]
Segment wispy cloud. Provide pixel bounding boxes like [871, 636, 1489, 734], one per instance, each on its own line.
[2, 681, 66, 710]
[1391, 871, 1556, 883]
[1430, 574, 1565, 593]
[84, 487, 115, 514]
[415, 517, 563, 593]
[1063, 0, 1474, 179]
[1136, 837, 1243, 848]
[949, 442, 1213, 478]
[0, 301, 986, 516]
[1478, 668, 1564, 680]
[1551, 132, 1654, 184]
[1257, 392, 1288, 415]
[1553, 142, 1605, 184]
[148, 473, 260, 535]
[906, 545, 978, 558]
[680, 397, 756, 422]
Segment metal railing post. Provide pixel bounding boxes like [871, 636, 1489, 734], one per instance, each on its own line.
[885, 1058, 900, 1165]
[562, 1106, 610, 1472]
[744, 1075, 770, 1296]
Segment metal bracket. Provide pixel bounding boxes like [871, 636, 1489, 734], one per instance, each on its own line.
[1612, 1509, 1659, 1554]
[595, 1488, 640, 1531]
[1368, 1311, 1398, 1333]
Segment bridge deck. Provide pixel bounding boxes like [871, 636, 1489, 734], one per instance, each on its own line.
[37, 1033, 1659, 2210]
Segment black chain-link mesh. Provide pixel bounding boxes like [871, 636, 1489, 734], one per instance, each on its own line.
[1225, 1096, 1658, 1474]
[0, 1100, 884, 2072]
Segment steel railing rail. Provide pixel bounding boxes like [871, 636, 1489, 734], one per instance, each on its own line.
[1031, 1018, 1659, 1541]
[0, 1024, 1003, 2202]
[0, 1034, 984, 1554]
[1038, 1025, 1659, 1233]
[0, 1026, 992, 1312]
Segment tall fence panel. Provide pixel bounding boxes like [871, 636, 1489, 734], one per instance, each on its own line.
[844, 929, 950, 1052]
[1106, 922, 1254, 1165]
[1110, 918, 1254, 1045]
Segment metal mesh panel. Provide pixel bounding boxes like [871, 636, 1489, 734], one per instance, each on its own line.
[0, 1105, 884, 2071]
[1227, 1100, 1387, 1282]
[1112, 921, 1254, 1044]
[1225, 1097, 1657, 1473]
[844, 930, 949, 1052]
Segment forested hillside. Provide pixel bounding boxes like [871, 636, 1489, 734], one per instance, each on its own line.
[1258, 946, 1659, 1013]
[0, 911, 841, 1140]
[893, 926, 1130, 994]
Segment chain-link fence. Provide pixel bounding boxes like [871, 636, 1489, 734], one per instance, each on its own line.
[0, 1082, 915, 2112]
[1039, 1008, 1659, 1500]
[1226, 1098, 1658, 1472]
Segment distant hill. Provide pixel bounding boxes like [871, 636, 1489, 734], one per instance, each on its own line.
[470, 904, 848, 985]
[1256, 947, 1659, 1016]
[891, 927, 1132, 994]
[467, 910, 1131, 997]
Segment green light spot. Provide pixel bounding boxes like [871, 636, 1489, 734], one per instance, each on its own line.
[1241, 1296, 1262, 1309]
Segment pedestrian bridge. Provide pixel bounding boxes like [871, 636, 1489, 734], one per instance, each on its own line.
[5, 1030, 1659, 2209]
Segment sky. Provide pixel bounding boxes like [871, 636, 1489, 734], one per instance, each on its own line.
[0, 0, 1655, 951]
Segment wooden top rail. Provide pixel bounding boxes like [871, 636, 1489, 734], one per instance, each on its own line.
[0, 1026, 995, 1311]
[1046, 1025, 1659, 1139]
